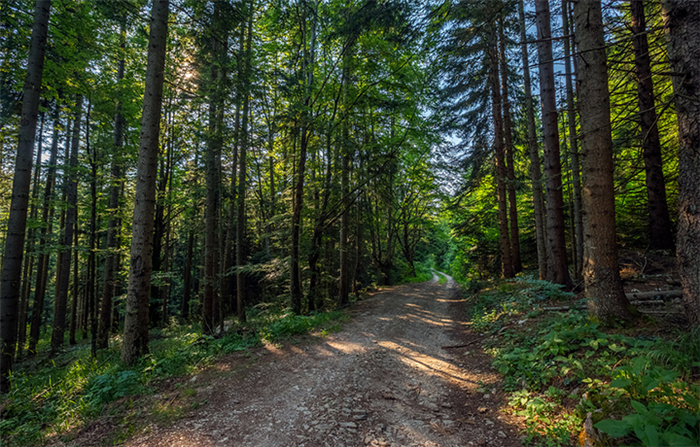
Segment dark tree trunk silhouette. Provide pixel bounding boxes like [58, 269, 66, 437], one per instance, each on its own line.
[97, 18, 126, 350]
[631, 0, 673, 250]
[0, 0, 51, 392]
[51, 95, 83, 353]
[181, 231, 195, 319]
[562, 0, 583, 278]
[499, 18, 521, 274]
[17, 113, 44, 356]
[489, 45, 514, 279]
[28, 110, 60, 355]
[237, 7, 253, 323]
[518, 0, 547, 279]
[535, 0, 571, 287]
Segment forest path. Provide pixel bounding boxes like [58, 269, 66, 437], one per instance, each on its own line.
[126, 278, 523, 447]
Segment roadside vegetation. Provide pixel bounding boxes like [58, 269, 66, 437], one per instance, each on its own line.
[462, 276, 699, 447]
[0, 308, 347, 446]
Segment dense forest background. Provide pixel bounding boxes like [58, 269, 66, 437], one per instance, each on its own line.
[0, 0, 698, 411]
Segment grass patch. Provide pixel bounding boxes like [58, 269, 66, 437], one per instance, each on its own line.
[435, 271, 447, 285]
[463, 275, 700, 447]
[0, 307, 347, 446]
[400, 261, 434, 284]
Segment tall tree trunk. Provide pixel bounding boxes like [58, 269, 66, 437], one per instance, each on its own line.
[28, 110, 60, 355]
[630, 0, 673, 250]
[339, 33, 352, 307]
[17, 113, 45, 356]
[223, 101, 239, 317]
[489, 45, 514, 279]
[97, 19, 126, 350]
[291, 0, 318, 314]
[69, 217, 79, 345]
[181, 231, 194, 319]
[662, 0, 700, 326]
[236, 7, 253, 323]
[86, 99, 98, 356]
[121, 0, 169, 365]
[51, 94, 83, 353]
[339, 153, 350, 306]
[562, 0, 584, 278]
[535, 0, 571, 287]
[499, 18, 522, 273]
[0, 0, 51, 393]
[574, 0, 636, 324]
[518, 0, 547, 279]
[203, 1, 226, 335]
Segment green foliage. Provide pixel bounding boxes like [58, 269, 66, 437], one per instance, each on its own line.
[435, 270, 447, 285]
[397, 260, 434, 284]
[592, 358, 699, 447]
[0, 308, 346, 446]
[508, 388, 582, 446]
[465, 276, 699, 447]
[257, 311, 347, 342]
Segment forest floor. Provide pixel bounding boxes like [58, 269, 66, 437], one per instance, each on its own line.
[68, 274, 525, 447]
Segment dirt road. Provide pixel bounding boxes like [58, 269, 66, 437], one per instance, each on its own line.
[126, 275, 523, 447]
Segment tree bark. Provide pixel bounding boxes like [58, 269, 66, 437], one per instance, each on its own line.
[181, 231, 194, 319]
[339, 31, 352, 307]
[562, 0, 584, 278]
[51, 95, 83, 353]
[630, 0, 673, 250]
[203, 1, 226, 335]
[28, 110, 60, 355]
[574, 0, 637, 324]
[489, 45, 514, 279]
[69, 216, 79, 345]
[662, 0, 700, 326]
[0, 0, 51, 393]
[534, 0, 571, 287]
[291, 0, 318, 314]
[17, 113, 44, 356]
[236, 6, 253, 323]
[518, 0, 547, 280]
[121, 0, 169, 365]
[97, 19, 126, 350]
[499, 19, 522, 274]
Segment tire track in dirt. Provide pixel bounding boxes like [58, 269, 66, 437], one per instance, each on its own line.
[123, 278, 523, 447]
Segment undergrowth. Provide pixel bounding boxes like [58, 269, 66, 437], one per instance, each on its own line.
[0, 308, 347, 446]
[434, 270, 447, 285]
[464, 275, 700, 447]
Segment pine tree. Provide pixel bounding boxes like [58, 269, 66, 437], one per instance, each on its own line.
[121, 0, 170, 365]
[574, 0, 637, 324]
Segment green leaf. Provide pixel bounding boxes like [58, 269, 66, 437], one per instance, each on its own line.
[630, 400, 649, 416]
[662, 432, 697, 447]
[632, 357, 648, 373]
[610, 378, 633, 388]
[643, 379, 660, 393]
[594, 419, 630, 438]
[643, 425, 659, 447]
